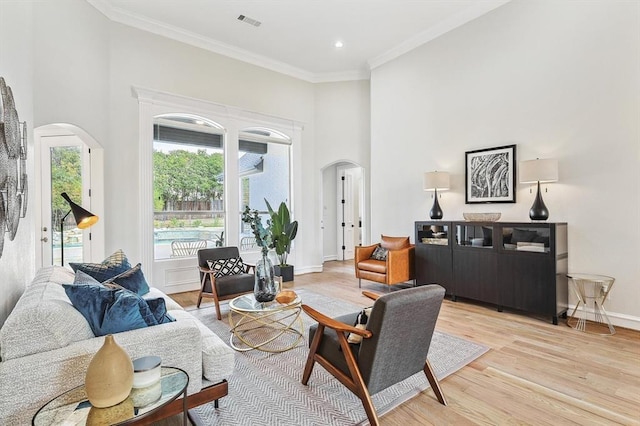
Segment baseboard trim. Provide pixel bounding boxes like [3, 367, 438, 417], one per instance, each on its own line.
[323, 255, 338, 262]
[568, 304, 640, 331]
[294, 265, 323, 275]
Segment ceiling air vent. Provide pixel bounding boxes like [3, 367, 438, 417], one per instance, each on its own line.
[237, 15, 261, 27]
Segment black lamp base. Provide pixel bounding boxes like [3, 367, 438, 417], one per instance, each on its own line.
[429, 189, 443, 220]
[529, 181, 549, 221]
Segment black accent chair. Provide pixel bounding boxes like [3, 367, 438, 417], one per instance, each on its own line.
[301, 285, 447, 426]
[197, 247, 254, 320]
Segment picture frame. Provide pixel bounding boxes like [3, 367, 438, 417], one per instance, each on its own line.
[465, 144, 516, 204]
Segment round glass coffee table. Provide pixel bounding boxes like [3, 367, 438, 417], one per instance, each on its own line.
[32, 367, 189, 425]
[228, 293, 303, 353]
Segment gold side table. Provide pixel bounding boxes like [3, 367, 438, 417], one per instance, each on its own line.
[566, 273, 615, 335]
[228, 293, 304, 353]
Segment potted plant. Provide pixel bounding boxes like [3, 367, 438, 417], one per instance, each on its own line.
[265, 199, 298, 282]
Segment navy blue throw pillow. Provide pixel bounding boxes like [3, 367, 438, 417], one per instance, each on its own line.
[64, 274, 158, 336]
[104, 263, 150, 296]
[69, 249, 131, 283]
[146, 298, 176, 324]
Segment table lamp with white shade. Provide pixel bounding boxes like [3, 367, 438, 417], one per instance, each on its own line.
[519, 158, 558, 221]
[423, 171, 450, 220]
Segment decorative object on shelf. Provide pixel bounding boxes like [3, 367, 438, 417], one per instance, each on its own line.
[465, 144, 516, 204]
[242, 205, 277, 302]
[60, 192, 99, 266]
[85, 334, 134, 408]
[0, 76, 28, 260]
[519, 158, 558, 221]
[462, 212, 501, 222]
[423, 171, 450, 219]
[265, 199, 298, 282]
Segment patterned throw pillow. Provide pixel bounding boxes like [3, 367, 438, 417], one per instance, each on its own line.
[347, 307, 373, 344]
[69, 249, 131, 283]
[104, 263, 150, 296]
[370, 246, 388, 261]
[207, 257, 246, 278]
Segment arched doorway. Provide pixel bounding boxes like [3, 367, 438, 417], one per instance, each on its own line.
[321, 161, 366, 262]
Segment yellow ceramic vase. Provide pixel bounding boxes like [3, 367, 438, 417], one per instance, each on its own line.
[85, 334, 134, 408]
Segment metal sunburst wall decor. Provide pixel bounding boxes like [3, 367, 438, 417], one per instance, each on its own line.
[0, 76, 28, 259]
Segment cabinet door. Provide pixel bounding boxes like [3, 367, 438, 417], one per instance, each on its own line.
[415, 244, 453, 294]
[452, 249, 498, 304]
[499, 253, 556, 316]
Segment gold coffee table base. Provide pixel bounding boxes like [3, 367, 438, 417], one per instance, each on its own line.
[228, 294, 304, 353]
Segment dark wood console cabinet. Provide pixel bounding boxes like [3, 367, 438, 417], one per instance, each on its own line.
[415, 221, 568, 324]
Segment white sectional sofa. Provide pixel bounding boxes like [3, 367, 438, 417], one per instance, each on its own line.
[0, 266, 235, 424]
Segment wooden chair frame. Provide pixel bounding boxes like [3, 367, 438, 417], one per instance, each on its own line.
[197, 263, 254, 320]
[301, 291, 446, 426]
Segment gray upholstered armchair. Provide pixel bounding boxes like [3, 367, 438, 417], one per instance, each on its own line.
[197, 247, 254, 320]
[301, 285, 447, 426]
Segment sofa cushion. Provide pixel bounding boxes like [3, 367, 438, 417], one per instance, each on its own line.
[0, 281, 94, 360]
[214, 273, 255, 297]
[69, 249, 131, 282]
[169, 310, 236, 383]
[29, 266, 76, 287]
[380, 235, 410, 251]
[104, 263, 150, 296]
[357, 259, 387, 274]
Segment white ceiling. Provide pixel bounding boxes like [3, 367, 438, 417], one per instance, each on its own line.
[87, 0, 510, 83]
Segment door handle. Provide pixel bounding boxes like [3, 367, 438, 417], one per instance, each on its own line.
[41, 237, 48, 242]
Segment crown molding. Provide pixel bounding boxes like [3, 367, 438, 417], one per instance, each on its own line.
[87, 0, 368, 83]
[368, 0, 511, 70]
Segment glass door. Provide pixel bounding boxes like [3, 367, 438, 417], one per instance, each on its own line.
[40, 135, 92, 267]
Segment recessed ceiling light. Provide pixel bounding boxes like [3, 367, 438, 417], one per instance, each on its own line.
[334, 41, 344, 48]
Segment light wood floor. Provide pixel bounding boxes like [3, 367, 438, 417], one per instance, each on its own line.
[172, 260, 640, 426]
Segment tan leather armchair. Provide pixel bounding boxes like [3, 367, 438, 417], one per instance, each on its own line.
[355, 235, 415, 289]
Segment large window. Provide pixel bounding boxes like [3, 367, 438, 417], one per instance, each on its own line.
[153, 115, 224, 260]
[238, 128, 291, 251]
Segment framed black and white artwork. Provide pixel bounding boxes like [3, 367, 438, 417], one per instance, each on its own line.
[465, 144, 516, 204]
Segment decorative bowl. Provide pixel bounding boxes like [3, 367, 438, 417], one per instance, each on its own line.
[275, 290, 297, 304]
[463, 212, 501, 222]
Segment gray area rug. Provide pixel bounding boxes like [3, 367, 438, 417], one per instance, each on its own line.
[187, 289, 488, 425]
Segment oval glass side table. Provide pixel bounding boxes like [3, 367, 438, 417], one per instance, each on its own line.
[33, 366, 189, 425]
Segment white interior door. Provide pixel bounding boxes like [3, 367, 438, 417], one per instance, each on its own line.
[337, 166, 356, 260]
[39, 135, 93, 267]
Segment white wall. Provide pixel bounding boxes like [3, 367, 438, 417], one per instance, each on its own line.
[315, 80, 371, 254]
[371, 0, 640, 327]
[0, 1, 34, 327]
[106, 23, 317, 276]
[0, 1, 373, 319]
